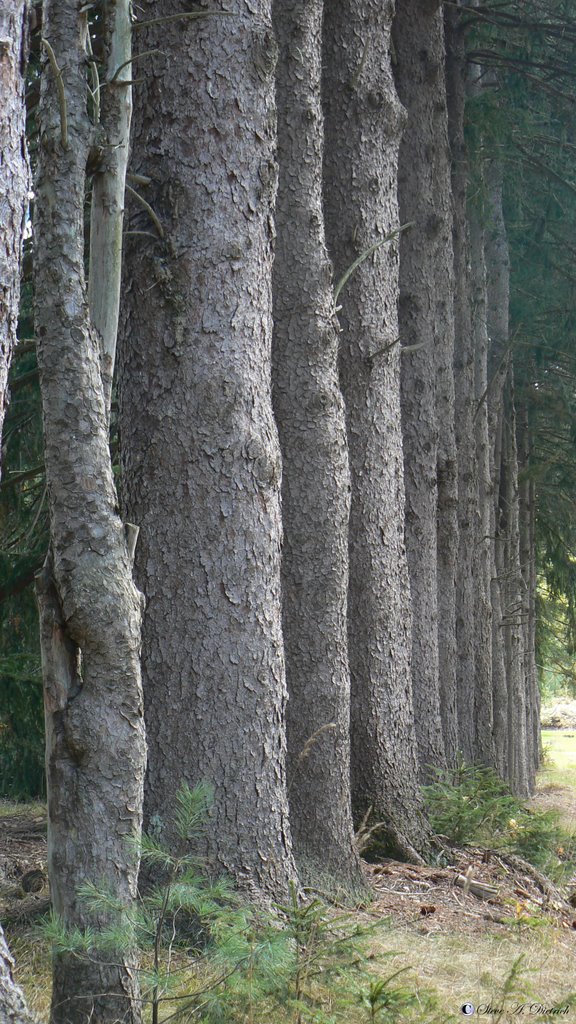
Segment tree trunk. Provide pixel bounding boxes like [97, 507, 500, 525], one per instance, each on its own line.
[0, 924, 36, 1024]
[34, 4, 146, 1021]
[518, 404, 538, 789]
[271, 0, 362, 888]
[484, 162, 512, 782]
[500, 389, 530, 797]
[393, 0, 457, 775]
[0, 0, 29, 474]
[119, 0, 297, 898]
[322, 0, 432, 863]
[445, 5, 477, 765]
[469, 209, 498, 769]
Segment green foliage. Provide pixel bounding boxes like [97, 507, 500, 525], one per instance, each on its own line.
[41, 784, 446, 1023]
[424, 760, 576, 881]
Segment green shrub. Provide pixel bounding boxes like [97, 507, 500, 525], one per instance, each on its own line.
[423, 759, 576, 882]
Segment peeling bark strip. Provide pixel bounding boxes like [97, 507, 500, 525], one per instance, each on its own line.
[119, 0, 297, 898]
[34, 4, 146, 1022]
[0, 0, 29, 478]
[272, 0, 362, 889]
[0, 923, 36, 1024]
[323, 0, 431, 863]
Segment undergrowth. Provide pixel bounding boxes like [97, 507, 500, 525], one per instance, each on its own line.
[423, 760, 576, 882]
[41, 784, 447, 1023]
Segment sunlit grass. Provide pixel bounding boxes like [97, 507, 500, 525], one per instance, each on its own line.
[0, 799, 46, 819]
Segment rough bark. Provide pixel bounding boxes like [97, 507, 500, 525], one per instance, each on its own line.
[484, 164, 530, 796]
[119, 0, 297, 897]
[322, 0, 431, 863]
[0, 0, 29, 475]
[469, 209, 498, 769]
[393, 0, 456, 775]
[500, 390, 530, 797]
[34, 4, 146, 1021]
[1, 924, 36, 1024]
[446, 6, 477, 765]
[271, 0, 362, 888]
[484, 163, 512, 781]
[518, 404, 538, 789]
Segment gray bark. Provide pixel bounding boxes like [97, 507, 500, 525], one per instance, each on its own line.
[0, 925, 36, 1024]
[484, 164, 511, 781]
[518, 406, 538, 789]
[393, 0, 455, 775]
[34, 3, 146, 1021]
[500, 392, 530, 797]
[445, 6, 477, 765]
[0, 0, 29, 476]
[322, 0, 432, 863]
[469, 210, 497, 769]
[119, 0, 297, 897]
[484, 165, 530, 796]
[271, 0, 362, 888]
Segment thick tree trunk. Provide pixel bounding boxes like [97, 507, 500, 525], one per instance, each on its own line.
[119, 0, 297, 897]
[35, 4, 146, 1021]
[322, 0, 432, 863]
[393, 0, 457, 775]
[0, 924, 36, 1024]
[0, 0, 29, 474]
[446, 6, 477, 765]
[271, 0, 362, 888]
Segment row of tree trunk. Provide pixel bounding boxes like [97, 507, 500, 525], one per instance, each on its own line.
[1, 0, 539, 1021]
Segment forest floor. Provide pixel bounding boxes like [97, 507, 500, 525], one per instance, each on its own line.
[1, 724, 575, 1021]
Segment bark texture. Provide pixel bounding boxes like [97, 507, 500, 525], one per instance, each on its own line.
[0, 924, 36, 1024]
[271, 0, 361, 888]
[120, 0, 297, 897]
[393, 0, 456, 775]
[0, 0, 29, 476]
[469, 209, 498, 769]
[446, 7, 478, 765]
[35, 4, 146, 1021]
[323, 0, 431, 863]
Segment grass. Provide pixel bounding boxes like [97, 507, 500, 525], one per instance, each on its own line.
[532, 729, 576, 831]
[0, 798, 46, 818]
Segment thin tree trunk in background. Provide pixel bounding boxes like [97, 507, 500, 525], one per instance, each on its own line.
[34, 4, 145, 1021]
[271, 0, 362, 889]
[120, 0, 297, 898]
[469, 209, 497, 769]
[485, 162, 512, 781]
[0, 0, 29, 475]
[446, 5, 477, 765]
[518, 404, 538, 790]
[393, 0, 455, 775]
[323, 0, 432, 863]
[500, 390, 530, 797]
